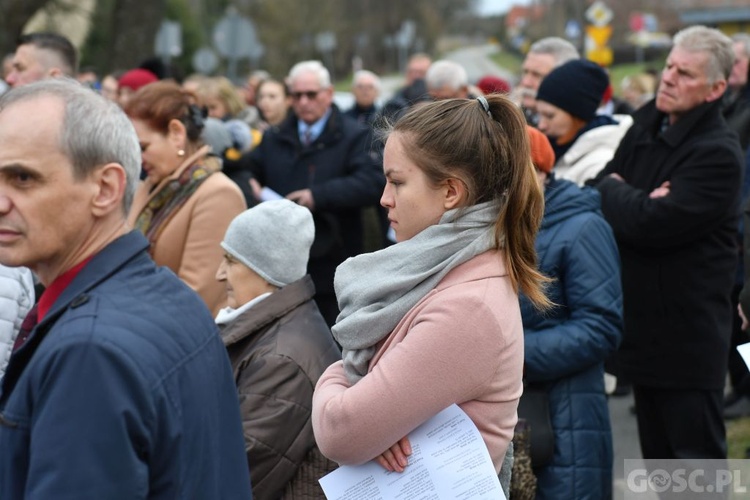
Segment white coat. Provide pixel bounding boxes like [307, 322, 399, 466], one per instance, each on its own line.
[0, 265, 34, 382]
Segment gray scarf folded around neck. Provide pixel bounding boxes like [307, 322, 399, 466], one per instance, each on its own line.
[332, 201, 502, 384]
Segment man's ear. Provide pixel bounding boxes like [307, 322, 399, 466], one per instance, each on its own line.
[706, 79, 728, 103]
[91, 163, 127, 217]
[443, 177, 467, 210]
[48, 67, 63, 79]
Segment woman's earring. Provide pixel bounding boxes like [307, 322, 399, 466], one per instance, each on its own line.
[177, 149, 185, 157]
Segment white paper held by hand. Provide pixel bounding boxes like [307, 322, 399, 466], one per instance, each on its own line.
[318, 404, 506, 500]
[737, 342, 750, 370]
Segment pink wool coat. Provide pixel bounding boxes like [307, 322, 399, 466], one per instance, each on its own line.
[128, 150, 246, 316]
[312, 250, 524, 473]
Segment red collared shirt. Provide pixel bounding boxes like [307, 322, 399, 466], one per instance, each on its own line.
[37, 256, 93, 321]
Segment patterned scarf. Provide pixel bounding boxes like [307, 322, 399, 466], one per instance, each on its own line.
[135, 161, 214, 248]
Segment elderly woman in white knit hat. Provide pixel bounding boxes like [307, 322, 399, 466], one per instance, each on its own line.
[215, 199, 341, 499]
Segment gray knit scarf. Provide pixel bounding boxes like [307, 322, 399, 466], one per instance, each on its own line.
[332, 201, 501, 384]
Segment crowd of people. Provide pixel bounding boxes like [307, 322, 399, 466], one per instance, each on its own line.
[0, 22, 748, 500]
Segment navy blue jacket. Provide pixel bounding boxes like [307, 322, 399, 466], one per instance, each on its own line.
[520, 179, 622, 500]
[0, 231, 253, 499]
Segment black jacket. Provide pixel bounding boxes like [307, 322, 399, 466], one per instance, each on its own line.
[722, 85, 750, 150]
[227, 106, 384, 296]
[593, 99, 743, 390]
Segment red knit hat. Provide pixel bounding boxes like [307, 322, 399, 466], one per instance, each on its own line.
[527, 126, 555, 174]
[118, 68, 158, 91]
[477, 75, 511, 95]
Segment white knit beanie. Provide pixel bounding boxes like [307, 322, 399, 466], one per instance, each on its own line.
[220, 199, 315, 287]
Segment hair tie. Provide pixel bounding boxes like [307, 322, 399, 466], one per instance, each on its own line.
[187, 104, 206, 130]
[476, 95, 491, 118]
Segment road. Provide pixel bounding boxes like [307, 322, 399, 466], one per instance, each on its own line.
[336, 43, 519, 108]
[609, 392, 654, 499]
[442, 44, 518, 86]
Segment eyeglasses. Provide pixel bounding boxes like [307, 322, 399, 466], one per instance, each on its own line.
[291, 90, 322, 101]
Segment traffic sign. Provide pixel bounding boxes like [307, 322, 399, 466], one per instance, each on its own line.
[155, 20, 182, 59]
[565, 20, 581, 40]
[585, 1, 613, 27]
[192, 47, 218, 74]
[213, 14, 258, 59]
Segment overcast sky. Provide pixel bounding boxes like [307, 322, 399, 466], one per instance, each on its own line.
[476, 0, 532, 17]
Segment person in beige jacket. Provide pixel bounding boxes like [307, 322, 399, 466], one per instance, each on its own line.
[125, 81, 246, 315]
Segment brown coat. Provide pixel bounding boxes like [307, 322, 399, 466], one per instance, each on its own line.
[220, 276, 341, 499]
[128, 148, 246, 315]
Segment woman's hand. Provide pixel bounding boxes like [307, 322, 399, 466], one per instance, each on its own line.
[375, 436, 412, 473]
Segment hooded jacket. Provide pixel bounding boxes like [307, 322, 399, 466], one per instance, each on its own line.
[555, 115, 633, 186]
[520, 178, 622, 500]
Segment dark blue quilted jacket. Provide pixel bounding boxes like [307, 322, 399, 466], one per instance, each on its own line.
[0, 232, 253, 499]
[520, 177, 623, 500]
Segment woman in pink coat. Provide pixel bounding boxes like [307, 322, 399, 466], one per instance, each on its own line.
[312, 95, 550, 476]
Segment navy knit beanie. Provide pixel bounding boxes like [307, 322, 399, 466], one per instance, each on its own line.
[536, 59, 609, 122]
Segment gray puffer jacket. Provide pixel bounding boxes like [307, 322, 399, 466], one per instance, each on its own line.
[219, 275, 341, 500]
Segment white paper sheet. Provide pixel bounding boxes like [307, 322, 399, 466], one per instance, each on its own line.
[318, 404, 506, 500]
[737, 342, 750, 370]
[259, 186, 283, 201]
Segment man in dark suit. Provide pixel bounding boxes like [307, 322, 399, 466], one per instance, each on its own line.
[231, 60, 384, 326]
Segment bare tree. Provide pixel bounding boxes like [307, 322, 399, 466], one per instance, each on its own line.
[242, 0, 471, 78]
[108, 0, 167, 71]
[0, 0, 53, 55]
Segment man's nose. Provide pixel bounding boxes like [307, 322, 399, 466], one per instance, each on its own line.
[0, 193, 13, 214]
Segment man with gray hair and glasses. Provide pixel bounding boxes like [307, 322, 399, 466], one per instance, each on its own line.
[228, 60, 383, 327]
[592, 26, 743, 460]
[0, 79, 253, 499]
[516, 36, 579, 126]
